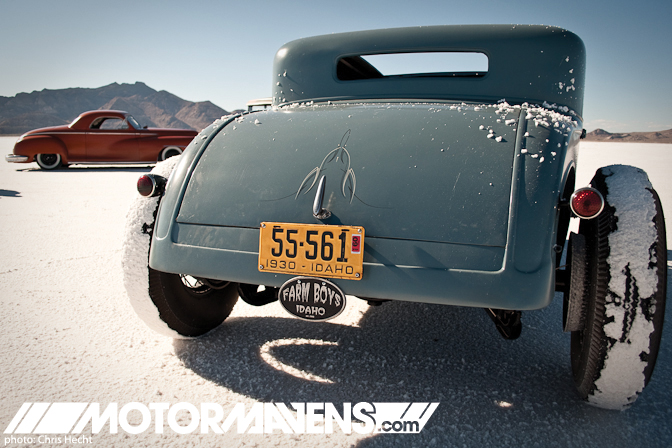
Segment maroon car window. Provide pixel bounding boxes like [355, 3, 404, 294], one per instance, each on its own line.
[126, 115, 142, 130]
[90, 117, 129, 130]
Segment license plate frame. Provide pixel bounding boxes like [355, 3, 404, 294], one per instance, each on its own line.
[258, 222, 364, 280]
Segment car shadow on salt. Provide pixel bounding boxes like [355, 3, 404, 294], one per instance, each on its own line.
[0, 189, 21, 197]
[173, 288, 672, 447]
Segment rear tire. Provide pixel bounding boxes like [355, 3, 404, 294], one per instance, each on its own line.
[122, 155, 238, 338]
[571, 165, 666, 409]
[148, 271, 238, 337]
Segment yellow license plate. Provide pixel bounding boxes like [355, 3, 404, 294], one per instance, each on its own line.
[259, 222, 365, 280]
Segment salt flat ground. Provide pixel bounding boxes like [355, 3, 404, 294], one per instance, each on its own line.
[0, 137, 670, 448]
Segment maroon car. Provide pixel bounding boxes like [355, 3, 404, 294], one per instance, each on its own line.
[5, 110, 198, 170]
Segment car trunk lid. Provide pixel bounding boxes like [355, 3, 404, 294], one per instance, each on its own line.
[177, 102, 518, 247]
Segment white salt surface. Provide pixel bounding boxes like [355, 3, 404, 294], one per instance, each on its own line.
[0, 137, 671, 447]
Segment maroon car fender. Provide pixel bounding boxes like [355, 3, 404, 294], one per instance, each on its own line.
[14, 135, 68, 163]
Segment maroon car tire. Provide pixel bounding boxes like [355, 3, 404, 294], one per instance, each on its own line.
[35, 153, 62, 170]
[160, 146, 183, 161]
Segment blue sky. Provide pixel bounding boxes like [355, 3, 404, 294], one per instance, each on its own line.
[0, 0, 670, 132]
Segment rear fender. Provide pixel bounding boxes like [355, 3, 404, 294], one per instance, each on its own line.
[153, 115, 242, 241]
[510, 117, 581, 273]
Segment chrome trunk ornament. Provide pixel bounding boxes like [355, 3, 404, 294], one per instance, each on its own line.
[312, 175, 331, 219]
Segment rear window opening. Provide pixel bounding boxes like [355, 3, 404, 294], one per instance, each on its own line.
[337, 52, 489, 81]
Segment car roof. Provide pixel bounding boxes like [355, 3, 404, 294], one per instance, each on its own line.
[69, 110, 129, 129]
[272, 25, 586, 117]
[80, 110, 128, 119]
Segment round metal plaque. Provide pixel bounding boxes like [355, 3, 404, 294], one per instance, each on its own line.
[278, 277, 346, 321]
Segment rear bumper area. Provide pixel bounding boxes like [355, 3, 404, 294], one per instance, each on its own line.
[149, 223, 555, 311]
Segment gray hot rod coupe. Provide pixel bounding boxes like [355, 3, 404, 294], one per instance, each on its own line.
[122, 25, 666, 410]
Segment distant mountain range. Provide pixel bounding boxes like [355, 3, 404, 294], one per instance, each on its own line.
[0, 82, 242, 135]
[584, 128, 672, 143]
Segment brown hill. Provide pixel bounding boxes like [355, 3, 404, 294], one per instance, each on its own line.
[584, 128, 672, 143]
[0, 82, 237, 134]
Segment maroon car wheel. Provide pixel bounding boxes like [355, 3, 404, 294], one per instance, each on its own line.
[160, 146, 183, 161]
[35, 153, 62, 170]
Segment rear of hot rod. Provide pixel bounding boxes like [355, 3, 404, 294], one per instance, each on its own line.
[122, 25, 666, 410]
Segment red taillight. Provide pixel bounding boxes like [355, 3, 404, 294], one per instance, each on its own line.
[137, 175, 156, 197]
[570, 187, 604, 219]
